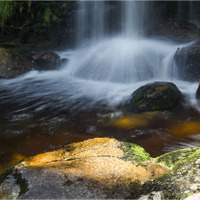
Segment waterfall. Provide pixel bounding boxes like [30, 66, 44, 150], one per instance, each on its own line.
[121, 1, 146, 37]
[0, 0, 198, 110]
[76, 1, 149, 41]
[76, 1, 105, 43]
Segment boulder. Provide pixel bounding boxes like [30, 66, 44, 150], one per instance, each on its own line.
[30, 50, 61, 70]
[152, 18, 199, 42]
[138, 148, 200, 200]
[0, 48, 34, 79]
[175, 42, 200, 82]
[1, 137, 200, 199]
[0, 138, 168, 199]
[129, 82, 182, 113]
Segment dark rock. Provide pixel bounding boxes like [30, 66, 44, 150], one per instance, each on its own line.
[196, 84, 200, 100]
[175, 42, 200, 82]
[130, 82, 182, 112]
[0, 48, 35, 79]
[152, 18, 199, 42]
[31, 51, 61, 70]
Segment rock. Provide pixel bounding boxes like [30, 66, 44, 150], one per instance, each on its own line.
[1, 137, 200, 199]
[30, 51, 61, 70]
[129, 82, 182, 112]
[196, 84, 200, 99]
[138, 147, 200, 200]
[0, 48, 35, 79]
[175, 42, 200, 82]
[153, 18, 199, 42]
[183, 193, 200, 200]
[0, 138, 169, 199]
[138, 191, 165, 200]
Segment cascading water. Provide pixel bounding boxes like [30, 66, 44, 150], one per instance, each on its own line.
[1, 1, 200, 168]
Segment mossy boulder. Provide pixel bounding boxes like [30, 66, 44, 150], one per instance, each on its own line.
[129, 82, 182, 113]
[0, 48, 35, 79]
[1, 137, 200, 199]
[135, 148, 200, 200]
[175, 42, 200, 82]
[0, 138, 168, 199]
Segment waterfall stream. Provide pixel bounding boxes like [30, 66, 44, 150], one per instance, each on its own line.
[0, 1, 200, 171]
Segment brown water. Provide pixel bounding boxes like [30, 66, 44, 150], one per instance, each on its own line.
[1, 103, 200, 174]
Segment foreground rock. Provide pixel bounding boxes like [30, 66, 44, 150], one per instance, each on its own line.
[0, 48, 35, 79]
[175, 42, 200, 82]
[1, 137, 200, 199]
[130, 82, 182, 112]
[153, 18, 199, 42]
[0, 138, 168, 199]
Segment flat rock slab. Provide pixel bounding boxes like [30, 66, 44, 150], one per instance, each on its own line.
[1, 137, 200, 199]
[0, 138, 168, 199]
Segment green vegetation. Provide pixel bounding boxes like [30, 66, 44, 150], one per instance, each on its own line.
[0, 1, 65, 28]
[0, 1, 17, 26]
[156, 147, 200, 170]
[120, 142, 153, 164]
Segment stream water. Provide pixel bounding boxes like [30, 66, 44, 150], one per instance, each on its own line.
[1, 1, 200, 173]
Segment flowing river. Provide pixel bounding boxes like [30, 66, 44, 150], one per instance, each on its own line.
[1, 1, 200, 173]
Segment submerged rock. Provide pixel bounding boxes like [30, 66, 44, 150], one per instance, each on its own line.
[129, 82, 182, 113]
[153, 18, 199, 42]
[0, 48, 34, 79]
[175, 42, 200, 82]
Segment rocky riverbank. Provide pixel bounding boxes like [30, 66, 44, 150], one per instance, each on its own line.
[1, 138, 200, 199]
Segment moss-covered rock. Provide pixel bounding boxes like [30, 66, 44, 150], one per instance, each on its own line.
[0, 48, 35, 79]
[1, 137, 200, 199]
[134, 147, 200, 199]
[129, 81, 182, 113]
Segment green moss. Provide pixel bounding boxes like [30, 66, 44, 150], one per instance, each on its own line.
[120, 142, 154, 164]
[0, 166, 14, 185]
[12, 46, 31, 54]
[130, 82, 181, 112]
[13, 169, 28, 197]
[156, 147, 200, 169]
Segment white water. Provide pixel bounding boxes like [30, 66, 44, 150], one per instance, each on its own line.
[0, 1, 199, 113]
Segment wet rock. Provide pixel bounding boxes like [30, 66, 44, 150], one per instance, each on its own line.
[0, 48, 34, 79]
[175, 42, 200, 82]
[2, 137, 200, 199]
[196, 84, 200, 100]
[137, 147, 200, 200]
[30, 50, 61, 70]
[0, 138, 168, 199]
[153, 18, 199, 42]
[129, 81, 182, 112]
